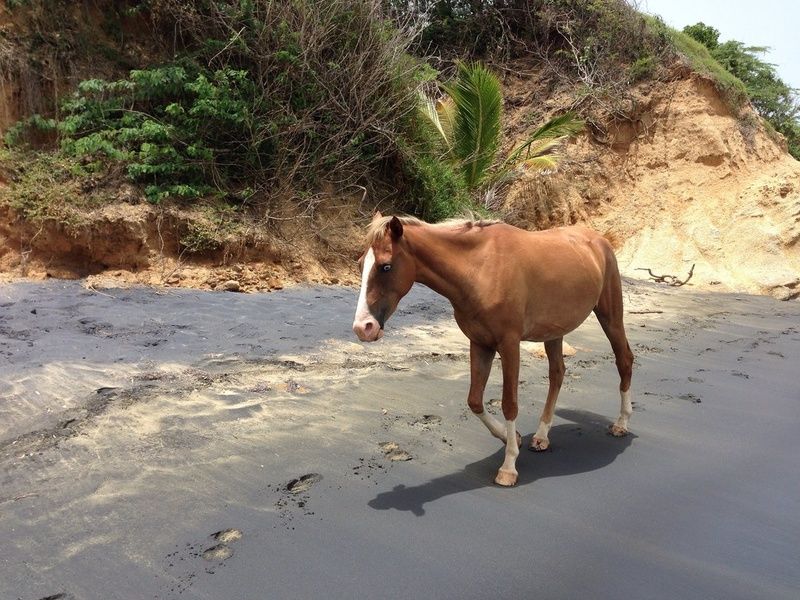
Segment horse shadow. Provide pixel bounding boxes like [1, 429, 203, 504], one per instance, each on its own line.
[368, 408, 636, 516]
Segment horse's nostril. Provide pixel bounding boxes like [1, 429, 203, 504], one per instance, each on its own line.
[364, 321, 373, 333]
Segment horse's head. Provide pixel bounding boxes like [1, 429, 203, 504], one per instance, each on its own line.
[352, 213, 415, 342]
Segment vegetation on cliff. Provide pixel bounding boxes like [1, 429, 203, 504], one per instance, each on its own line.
[1, 0, 797, 240]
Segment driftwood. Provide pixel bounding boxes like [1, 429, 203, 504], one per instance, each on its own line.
[635, 263, 695, 287]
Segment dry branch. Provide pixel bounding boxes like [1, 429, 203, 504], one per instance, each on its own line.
[635, 263, 695, 287]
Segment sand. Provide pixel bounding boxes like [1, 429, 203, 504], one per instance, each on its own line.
[1, 280, 799, 599]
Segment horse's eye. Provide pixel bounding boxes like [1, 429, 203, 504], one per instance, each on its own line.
[381, 264, 392, 272]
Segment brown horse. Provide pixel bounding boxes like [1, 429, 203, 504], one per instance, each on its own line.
[352, 213, 634, 487]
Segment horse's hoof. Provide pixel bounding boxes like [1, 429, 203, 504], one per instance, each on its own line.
[529, 437, 549, 452]
[609, 424, 629, 437]
[494, 468, 518, 487]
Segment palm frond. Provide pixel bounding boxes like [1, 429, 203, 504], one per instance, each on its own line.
[504, 112, 584, 166]
[517, 155, 561, 171]
[445, 62, 503, 190]
[418, 92, 450, 149]
[436, 97, 456, 151]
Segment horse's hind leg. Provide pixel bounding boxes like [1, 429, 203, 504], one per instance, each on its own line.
[594, 266, 634, 436]
[530, 337, 565, 451]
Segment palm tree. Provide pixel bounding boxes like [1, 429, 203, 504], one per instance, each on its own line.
[420, 62, 583, 197]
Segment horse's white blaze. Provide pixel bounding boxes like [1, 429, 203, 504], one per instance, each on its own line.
[477, 410, 506, 441]
[500, 419, 520, 474]
[353, 248, 376, 329]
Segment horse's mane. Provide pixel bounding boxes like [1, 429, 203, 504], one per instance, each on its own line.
[364, 213, 502, 245]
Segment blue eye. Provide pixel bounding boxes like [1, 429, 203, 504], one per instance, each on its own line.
[381, 264, 392, 272]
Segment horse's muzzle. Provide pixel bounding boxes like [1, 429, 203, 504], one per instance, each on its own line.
[352, 317, 384, 342]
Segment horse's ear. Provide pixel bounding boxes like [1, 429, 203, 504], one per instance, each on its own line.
[372, 211, 383, 222]
[388, 216, 403, 240]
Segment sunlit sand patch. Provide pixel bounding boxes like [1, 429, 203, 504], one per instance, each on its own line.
[521, 341, 578, 358]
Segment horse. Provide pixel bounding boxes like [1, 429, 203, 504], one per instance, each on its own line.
[352, 213, 634, 487]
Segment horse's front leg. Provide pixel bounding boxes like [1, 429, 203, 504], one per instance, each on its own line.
[468, 342, 522, 448]
[495, 340, 521, 487]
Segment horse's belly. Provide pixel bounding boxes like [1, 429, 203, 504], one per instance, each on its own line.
[521, 280, 601, 341]
[522, 310, 594, 342]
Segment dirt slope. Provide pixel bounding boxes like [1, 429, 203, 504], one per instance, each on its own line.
[505, 72, 800, 300]
[0, 202, 361, 291]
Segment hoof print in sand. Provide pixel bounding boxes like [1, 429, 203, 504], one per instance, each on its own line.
[410, 414, 442, 430]
[202, 544, 234, 561]
[212, 528, 243, 544]
[287, 473, 322, 494]
[679, 393, 702, 404]
[276, 475, 321, 528]
[283, 379, 310, 394]
[379, 441, 412, 461]
[202, 528, 243, 562]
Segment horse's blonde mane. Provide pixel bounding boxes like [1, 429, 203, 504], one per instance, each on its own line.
[364, 213, 501, 245]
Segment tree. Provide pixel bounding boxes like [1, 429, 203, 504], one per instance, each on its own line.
[682, 22, 720, 50]
[419, 62, 583, 195]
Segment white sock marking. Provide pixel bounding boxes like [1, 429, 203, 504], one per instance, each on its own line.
[477, 410, 506, 441]
[500, 419, 520, 475]
[534, 420, 551, 442]
[614, 389, 633, 431]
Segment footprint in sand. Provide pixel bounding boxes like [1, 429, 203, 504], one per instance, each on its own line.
[275, 474, 322, 529]
[287, 473, 322, 494]
[379, 441, 412, 461]
[679, 393, 702, 404]
[410, 414, 442, 430]
[202, 528, 243, 562]
[202, 544, 234, 561]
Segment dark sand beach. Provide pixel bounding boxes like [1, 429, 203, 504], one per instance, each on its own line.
[1, 280, 799, 599]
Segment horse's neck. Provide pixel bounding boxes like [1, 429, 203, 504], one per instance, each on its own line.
[406, 224, 485, 305]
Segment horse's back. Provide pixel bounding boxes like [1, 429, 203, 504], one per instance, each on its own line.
[491, 223, 612, 280]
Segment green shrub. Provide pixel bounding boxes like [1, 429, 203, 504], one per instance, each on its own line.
[398, 141, 472, 222]
[57, 66, 256, 202]
[682, 22, 720, 50]
[629, 55, 656, 82]
[4, 114, 57, 147]
[0, 149, 110, 226]
[8, 0, 430, 206]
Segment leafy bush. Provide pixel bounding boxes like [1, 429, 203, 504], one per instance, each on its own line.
[682, 22, 720, 50]
[400, 148, 472, 222]
[8, 0, 430, 206]
[4, 114, 57, 147]
[58, 66, 256, 202]
[628, 55, 657, 82]
[393, 1, 671, 80]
